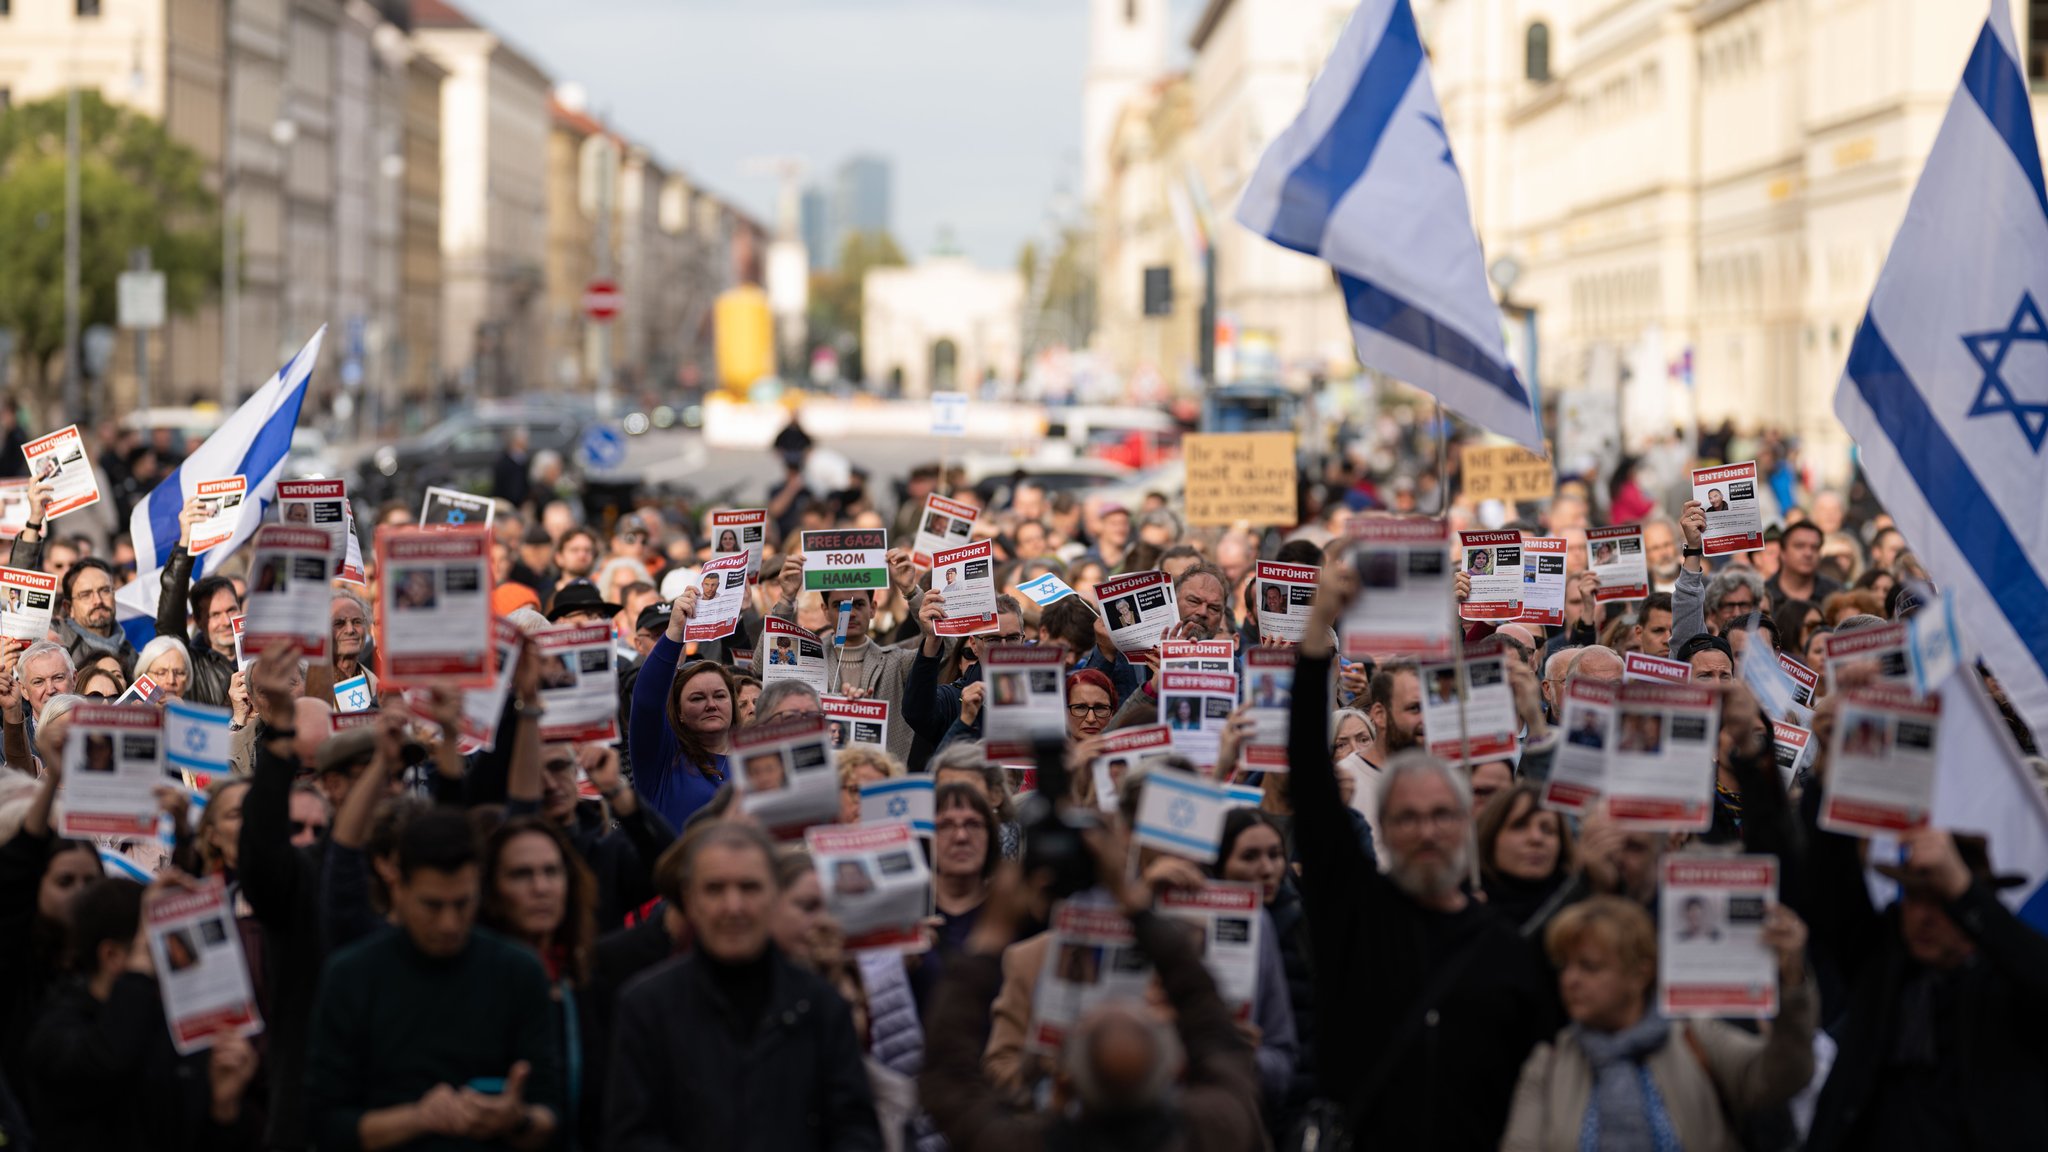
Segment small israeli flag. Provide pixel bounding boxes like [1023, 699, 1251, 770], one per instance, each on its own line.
[163, 699, 233, 778]
[859, 776, 935, 837]
[1833, 1, 2048, 734]
[1932, 669, 2048, 933]
[1134, 768, 1234, 864]
[333, 675, 374, 715]
[1236, 0, 1540, 448]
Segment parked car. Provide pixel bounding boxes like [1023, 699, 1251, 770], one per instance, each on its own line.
[358, 403, 591, 506]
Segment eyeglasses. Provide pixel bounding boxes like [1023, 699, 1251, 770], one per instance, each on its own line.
[995, 632, 1027, 643]
[290, 820, 329, 838]
[1067, 703, 1115, 718]
[1718, 598, 1758, 615]
[1386, 807, 1464, 832]
[542, 760, 576, 774]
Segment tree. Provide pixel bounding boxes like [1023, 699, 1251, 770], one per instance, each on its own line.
[0, 91, 220, 409]
[807, 230, 906, 384]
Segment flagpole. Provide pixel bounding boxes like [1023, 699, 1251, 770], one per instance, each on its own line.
[1436, 401, 1471, 765]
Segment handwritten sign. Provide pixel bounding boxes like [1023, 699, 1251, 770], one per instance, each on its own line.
[1462, 443, 1555, 503]
[1183, 433, 1297, 527]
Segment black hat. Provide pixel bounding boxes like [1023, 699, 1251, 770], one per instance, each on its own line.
[547, 580, 622, 622]
[635, 603, 672, 634]
[523, 523, 554, 547]
[1872, 833, 2029, 893]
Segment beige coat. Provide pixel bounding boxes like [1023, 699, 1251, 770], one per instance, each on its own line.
[1502, 981, 1818, 1152]
[981, 930, 1050, 1097]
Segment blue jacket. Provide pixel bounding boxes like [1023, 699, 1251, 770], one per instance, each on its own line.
[630, 634, 726, 832]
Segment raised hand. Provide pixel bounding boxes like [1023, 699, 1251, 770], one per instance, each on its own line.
[177, 495, 210, 549]
[250, 642, 303, 730]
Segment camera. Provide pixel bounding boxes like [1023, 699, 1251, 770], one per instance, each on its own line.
[1020, 733, 1098, 900]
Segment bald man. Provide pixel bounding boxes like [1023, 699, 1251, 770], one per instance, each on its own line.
[1566, 645, 1626, 687]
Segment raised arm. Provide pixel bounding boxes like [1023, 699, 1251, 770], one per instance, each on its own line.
[629, 594, 694, 800]
[155, 497, 208, 644]
[8, 476, 47, 571]
[237, 642, 311, 924]
[1289, 563, 1372, 889]
[1670, 501, 1709, 649]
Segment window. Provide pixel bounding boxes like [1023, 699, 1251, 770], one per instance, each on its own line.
[1525, 21, 1552, 83]
[1126, 0, 1138, 25]
[78, 0, 103, 15]
[2031, 1, 2048, 86]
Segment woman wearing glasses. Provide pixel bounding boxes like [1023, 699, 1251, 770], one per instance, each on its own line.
[1064, 668, 1118, 742]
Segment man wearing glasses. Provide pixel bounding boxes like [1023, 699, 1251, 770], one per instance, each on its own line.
[901, 591, 1027, 768]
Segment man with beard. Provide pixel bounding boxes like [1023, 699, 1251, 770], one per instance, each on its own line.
[1366, 661, 1423, 754]
[1286, 562, 1558, 1151]
[57, 558, 136, 677]
[1641, 516, 1682, 590]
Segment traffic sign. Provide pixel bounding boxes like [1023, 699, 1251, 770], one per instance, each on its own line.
[118, 271, 166, 330]
[931, 391, 968, 437]
[578, 424, 627, 472]
[583, 278, 620, 323]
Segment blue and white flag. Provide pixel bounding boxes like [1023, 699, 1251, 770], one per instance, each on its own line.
[1236, 0, 1540, 448]
[115, 328, 326, 635]
[163, 698, 232, 781]
[859, 775, 935, 837]
[1832, 1, 2048, 733]
[1134, 767, 1235, 864]
[1931, 668, 2048, 934]
[332, 675, 373, 715]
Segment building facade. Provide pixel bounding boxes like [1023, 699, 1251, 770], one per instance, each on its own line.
[1093, 73, 1203, 394]
[1082, 0, 1168, 202]
[864, 258, 1023, 398]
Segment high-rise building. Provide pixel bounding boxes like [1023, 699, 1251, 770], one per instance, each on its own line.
[801, 183, 833, 271]
[835, 154, 892, 239]
[1083, 0, 1166, 202]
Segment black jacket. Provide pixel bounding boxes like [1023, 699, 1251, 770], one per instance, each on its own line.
[235, 733, 326, 1150]
[1801, 786, 2048, 1152]
[1288, 652, 1559, 1151]
[155, 546, 236, 707]
[605, 945, 882, 1152]
[1267, 880, 1318, 1114]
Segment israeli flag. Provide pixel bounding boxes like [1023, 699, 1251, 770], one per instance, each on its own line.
[163, 699, 233, 779]
[1134, 767, 1233, 864]
[859, 775, 935, 837]
[1833, 2, 2048, 734]
[114, 327, 326, 636]
[1236, 0, 1540, 448]
[1931, 669, 2048, 933]
[333, 675, 373, 715]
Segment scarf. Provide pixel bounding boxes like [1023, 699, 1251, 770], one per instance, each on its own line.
[1573, 1013, 1680, 1152]
[65, 619, 126, 661]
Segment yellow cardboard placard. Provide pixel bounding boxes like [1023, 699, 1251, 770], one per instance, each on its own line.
[1183, 433, 1298, 527]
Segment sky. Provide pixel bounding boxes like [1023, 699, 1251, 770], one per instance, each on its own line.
[475, 0, 1204, 268]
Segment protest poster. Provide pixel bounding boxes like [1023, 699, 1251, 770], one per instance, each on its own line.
[1252, 561, 1317, 643]
[535, 623, 619, 744]
[1457, 530, 1524, 621]
[1605, 682, 1720, 831]
[1659, 855, 1779, 1019]
[188, 477, 249, 556]
[1341, 517, 1452, 660]
[930, 390, 968, 436]
[1822, 622, 1911, 692]
[1822, 684, 1941, 836]
[1183, 432, 1298, 527]
[685, 552, 751, 643]
[1778, 654, 1818, 708]
[1587, 524, 1649, 602]
[116, 673, 163, 706]
[1460, 442, 1556, 504]
[1544, 678, 1617, 814]
[1625, 651, 1692, 685]
[0, 481, 28, 540]
[374, 527, 494, 686]
[418, 485, 494, 530]
[859, 775, 935, 837]
[163, 699, 233, 791]
[147, 877, 264, 1053]
[59, 704, 162, 838]
[731, 714, 839, 835]
[457, 618, 523, 753]
[1017, 571, 1079, 609]
[1157, 882, 1264, 1019]
[332, 675, 374, 714]
[243, 526, 335, 660]
[824, 696, 890, 751]
[760, 617, 828, 695]
[1737, 626, 1808, 725]
[1159, 638, 1235, 673]
[22, 425, 100, 519]
[1029, 899, 1151, 1052]
[930, 540, 999, 636]
[707, 509, 769, 584]
[1134, 767, 1237, 863]
[1094, 570, 1177, 656]
[231, 614, 249, 671]
[1903, 590, 1964, 697]
[1691, 462, 1764, 555]
[1771, 720, 1812, 787]
[276, 479, 364, 583]
[1159, 669, 1238, 768]
[1419, 641, 1518, 764]
[1242, 647, 1293, 770]
[806, 821, 932, 953]
[801, 528, 889, 592]
[1515, 537, 1568, 627]
[0, 567, 59, 642]
[983, 643, 1067, 760]
[1091, 725, 1174, 812]
[912, 494, 980, 568]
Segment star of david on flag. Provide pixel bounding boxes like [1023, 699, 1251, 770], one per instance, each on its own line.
[1134, 768, 1232, 864]
[859, 776, 933, 837]
[1833, 0, 2048, 926]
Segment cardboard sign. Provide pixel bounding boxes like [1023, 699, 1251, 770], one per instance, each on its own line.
[801, 529, 889, 592]
[1183, 432, 1298, 527]
[1460, 442, 1555, 503]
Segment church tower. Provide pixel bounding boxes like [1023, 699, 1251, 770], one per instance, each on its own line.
[1082, 0, 1168, 203]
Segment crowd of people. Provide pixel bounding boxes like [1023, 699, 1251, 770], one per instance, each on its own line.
[0, 407, 2042, 1152]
